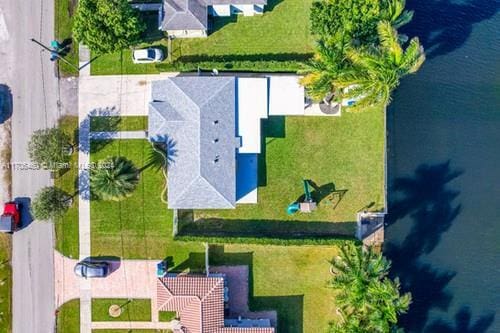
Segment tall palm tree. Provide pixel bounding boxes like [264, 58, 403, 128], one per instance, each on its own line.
[300, 39, 348, 102]
[336, 21, 425, 108]
[90, 156, 139, 201]
[330, 243, 411, 333]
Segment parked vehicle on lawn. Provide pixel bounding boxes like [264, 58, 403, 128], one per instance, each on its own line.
[132, 48, 164, 64]
[0, 202, 21, 233]
[74, 261, 110, 278]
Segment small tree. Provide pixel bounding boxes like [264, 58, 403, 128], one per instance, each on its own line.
[31, 186, 72, 221]
[28, 128, 72, 171]
[73, 0, 145, 54]
[90, 156, 139, 201]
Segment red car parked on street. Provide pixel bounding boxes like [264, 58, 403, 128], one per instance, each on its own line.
[0, 202, 21, 233]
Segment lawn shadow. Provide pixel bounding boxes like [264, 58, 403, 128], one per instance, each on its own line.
[302, 180, 348, 209]
[424, 306, 495, 333]
[0, 84, 13, 124]
[141, 12, 165, 43]
[385, 161, 464, 331]
[180, 217, 357, 237]
[259, 116, 285, 187]
[404, 0, 500, 59]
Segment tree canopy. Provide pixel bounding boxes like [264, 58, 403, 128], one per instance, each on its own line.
[303, 0, 424, 106]
[31, 186, 72, 221]
[310, 0, 414, 44]
[28, 127, 72, 171]
[90, 156, 139, 201]
[73, 0, 145, 54]
[329, 243, 411, 332]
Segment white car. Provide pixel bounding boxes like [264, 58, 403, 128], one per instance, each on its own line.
[132, 48, 164, 64]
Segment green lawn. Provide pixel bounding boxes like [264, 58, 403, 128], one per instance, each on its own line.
[0, 234, 11, 333]
[192, 106, 385, 237]
[91, 299, 151, 321]
[210, 244, 340, 333]
[158, 311, 177, 322]
[172, 0, 314, 58]
[57, 299, 80, 333]
[55, 0, 79, 76]
[90, 139, 204, 260]
[91, 0, 314, 75]
[90, 116, 148, 132]
[55, 116, 80, 258]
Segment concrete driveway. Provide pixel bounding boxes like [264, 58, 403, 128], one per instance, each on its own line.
[54, 252, 160, 319]
[79, 74, 180, 117]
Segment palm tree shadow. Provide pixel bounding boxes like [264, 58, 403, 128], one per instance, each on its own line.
[385, 161, 464, 331]
[425, 306, 495, 333]
[143, 135, 178, 172]
[404, 0, 500, 59]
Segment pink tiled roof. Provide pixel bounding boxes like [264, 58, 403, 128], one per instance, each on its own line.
[157, 275, 275, 333]
[157, 276, 225, 333]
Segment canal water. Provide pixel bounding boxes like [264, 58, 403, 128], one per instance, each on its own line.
[385, 0, 500, 332]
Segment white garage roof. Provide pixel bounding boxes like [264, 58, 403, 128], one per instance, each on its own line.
[268, 76, 305, 116]
[237, 77, 268, 154]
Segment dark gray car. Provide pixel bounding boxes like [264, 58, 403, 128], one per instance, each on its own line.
[74, 261, 110, 278]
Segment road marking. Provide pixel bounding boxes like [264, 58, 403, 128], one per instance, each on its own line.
[0, 9, 9, 42]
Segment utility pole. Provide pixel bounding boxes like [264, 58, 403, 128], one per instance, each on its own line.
[30, 38, 80, 71]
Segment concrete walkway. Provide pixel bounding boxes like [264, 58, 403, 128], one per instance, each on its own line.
[78, 44, 93, 333]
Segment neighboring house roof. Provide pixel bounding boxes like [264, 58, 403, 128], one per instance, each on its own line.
[157, 276, 224, 333]
[161, 0, 267, 31]
[149, 77, 239, 209]
[162, 0, 208, 30]
[157, 276, 274, 333]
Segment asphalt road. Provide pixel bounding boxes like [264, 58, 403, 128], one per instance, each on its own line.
[0, 0, 61, 332]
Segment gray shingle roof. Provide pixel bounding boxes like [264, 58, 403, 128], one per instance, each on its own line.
[149, 77, 239, 209]
[161, 0, 267, 31]
[162, 0, 208, 31]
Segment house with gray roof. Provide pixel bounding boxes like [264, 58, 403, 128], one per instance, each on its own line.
[149, 77, 240, 209]
[149, 75, 306, 210]
[159, 0, 267, 38]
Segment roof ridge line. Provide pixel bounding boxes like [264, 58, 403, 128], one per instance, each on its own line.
[199, 175, 234, 207]
[197, 77, 235, 110]
[200, 276, 224, 302]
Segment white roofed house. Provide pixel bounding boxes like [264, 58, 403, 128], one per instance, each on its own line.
[159, 0, 268, 38]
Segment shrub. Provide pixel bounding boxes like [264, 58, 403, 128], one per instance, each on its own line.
[31, 186, 72, 221]
[28, 128, 72, 171]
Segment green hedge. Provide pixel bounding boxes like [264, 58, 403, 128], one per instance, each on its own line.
[174, 235, 359, 246]
[155, 60, 305, 73]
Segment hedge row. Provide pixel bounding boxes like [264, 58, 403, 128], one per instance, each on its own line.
[155, 59, 305, 73]
[174, 234, 359, 246]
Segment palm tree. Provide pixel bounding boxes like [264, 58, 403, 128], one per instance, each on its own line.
[329, 243, 411, 332]
[382, 0, 414, 30]
[335, 21, 425, 108]
[90, 156, 139, 201]
[300, 39, 348, 102]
